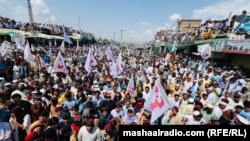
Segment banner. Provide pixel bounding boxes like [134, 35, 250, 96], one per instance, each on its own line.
[212, 39, 250, 54]
[119, 125, 250, 141]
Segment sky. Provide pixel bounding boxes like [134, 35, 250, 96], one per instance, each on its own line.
[0, 0, 250, 43]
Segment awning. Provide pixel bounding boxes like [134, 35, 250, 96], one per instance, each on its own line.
[194, 38, 229, 45]
[165, 44, 189, 51]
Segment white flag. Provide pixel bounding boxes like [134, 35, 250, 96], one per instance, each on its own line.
[84, 49, 97, 74]
[31, 44, 35, 52]
[116, 51, 124, 75]
[105, 46, 113, 61]
[63, 27, 72, 44]
[52, 51, 68, 74]
[198, 44, 211, 60]
[172, 40, 177, 52]
[60, 41, 65, 52]
[76, 39, 79, 52]
[14, 38, 24, 51]
[102, 63, 106, 71]
[126, 75, 136, 97]
[0, 41, 8, 57]
[24, 40, 33, 63]
[144, 79, 171, 123]
[110, 60, 118, 78]
[48, 40, 52, 56]
[54, 39, 57, 47]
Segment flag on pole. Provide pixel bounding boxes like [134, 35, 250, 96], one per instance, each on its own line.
[172, 40, 177, 52]
[24, 40, 33, 63]
[48, 40, 52, 56]
[116, 51, 124, 75]
[52, 51, 68, 74]
[144, 79, 171, 123]
[0, 41, 8, 57]
[14, 37, 24, 51]
[84, 49, 97, 74]
[149, 47, 152, 55]
[54, 39, 57, 47]
[126, 75, 136, 97]
[76, 39, 79, 52]
[63, 26, 72, 44]
[60, 41, 65, 52]
[198, 44, 211, 60]
[39, 56, 49, 69]
[110, 60, 118, 78]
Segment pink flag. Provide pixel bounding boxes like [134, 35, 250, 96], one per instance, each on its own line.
[126, 75, 136, 97]
[52, 51, 68, 74]
[60, 41, 65, 52]
[199, 44, 211, 60]
[144, 79, 171, 123]
[116, 51, 124, 75]
[84, 49, 97, 74]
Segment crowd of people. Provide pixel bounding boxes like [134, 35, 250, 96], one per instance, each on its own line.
[0, 16, 81, 35]
[0, 40, 250, 141]
[156, 11, 250, 46]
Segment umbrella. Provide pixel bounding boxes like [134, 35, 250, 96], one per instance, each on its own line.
[0, 63, 7, 70]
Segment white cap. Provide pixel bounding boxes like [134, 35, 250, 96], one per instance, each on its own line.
[12, 80, 18, 83]
[18, 82, 25, 86]
[93, 80, 97, 84]
[31, 91, 38, 94]
[93, 88, 100, 91]
[53, 84, 58, 89]
[4, 82, 11, 86]
[39, 89, 45, 94]
[193, 111, 200, 116]
[188, 98, 194, 103]
[207, 104, 214, 109]
[235, 103, 244, 109]
[219, 101, 228, 106]
[11, 90, 23, 98]
[0, 77, 4, 80]
[237, 114, 249, 125]
[118, 76, 123, 79]
[223, 106, 233, 112]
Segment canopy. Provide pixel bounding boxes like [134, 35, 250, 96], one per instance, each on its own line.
[165, 44, 189, 51]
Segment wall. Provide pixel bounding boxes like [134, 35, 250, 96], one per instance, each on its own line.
[231, 54, 250, 67]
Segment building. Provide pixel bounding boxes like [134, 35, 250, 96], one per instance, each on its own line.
[177, 19, 202, 34]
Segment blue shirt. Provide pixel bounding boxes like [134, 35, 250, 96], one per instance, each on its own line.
[240, 110, 250, 121]
[43, 54, 50, 64]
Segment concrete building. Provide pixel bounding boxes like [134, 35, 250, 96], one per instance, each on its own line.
[177, 19, 202, 34]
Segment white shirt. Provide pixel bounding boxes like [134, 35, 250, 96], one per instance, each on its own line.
[213, 106, 223, 119]
[183, 81, 193, 92]
[169, 98, 181, 108]
[111, 109, 124, 118]
[207, 92, 217, 105]
[78, 126, 102, 141]
[142, 91, 150, 102]
[182, 115, 206, 125]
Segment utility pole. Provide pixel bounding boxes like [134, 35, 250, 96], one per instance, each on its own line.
[120, 29, 124, 44]
[114, 31, 116, 41]
[27, 0, 36, 36]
